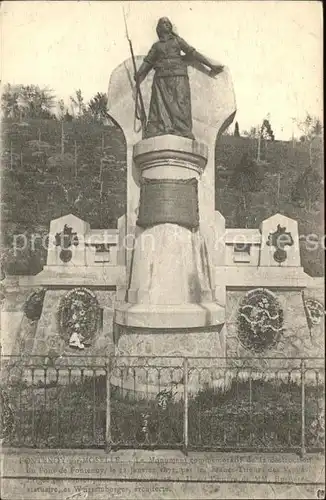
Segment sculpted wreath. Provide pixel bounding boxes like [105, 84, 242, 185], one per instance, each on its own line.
[58, 288, 99, 350]
[237, 289, 283, 353]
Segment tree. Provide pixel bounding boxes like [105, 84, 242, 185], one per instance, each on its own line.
[1, 84, 20, 119]
[1, 84, 56, 120]
[291, 167, 322, 211]
[1, 226, 48, 275]
[297, 114, 323, 167]
[242, 126, 258, 139]
[57, 99, 65, 120]
[234, 121, 240, 137]
[242, 118, 275, 160]
[257, 118, 275, 161]
[87, 92, 109, 123]
[18, 85, 56, 119]
[70, 89, 86, 119]
[229, 153, 263, 226]
[260, 119, 275, 141]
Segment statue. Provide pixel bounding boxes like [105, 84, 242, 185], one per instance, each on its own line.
[135, 17, 224, 140]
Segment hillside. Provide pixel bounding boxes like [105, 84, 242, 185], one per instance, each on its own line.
[1, 120, 324, 276]
[215, 136, 324, 277]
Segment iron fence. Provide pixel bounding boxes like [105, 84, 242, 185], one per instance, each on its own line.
[0, 355, 324, 455]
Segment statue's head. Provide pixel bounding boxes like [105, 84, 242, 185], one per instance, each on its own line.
[156, 17, 173, 38]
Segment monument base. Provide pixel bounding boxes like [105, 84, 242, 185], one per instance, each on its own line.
[114, 302, 225, 329]
[112, 315, 225, 397]
[114, 321, 225, 358]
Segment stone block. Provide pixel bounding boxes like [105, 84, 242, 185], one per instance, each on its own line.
[259, 213, 301, 267]
[47, 214, 90, 267]
[224, 288, 322, 360]
[31, 289, 115, 358]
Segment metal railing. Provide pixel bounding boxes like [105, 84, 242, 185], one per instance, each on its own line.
[0, 355, 324, 456]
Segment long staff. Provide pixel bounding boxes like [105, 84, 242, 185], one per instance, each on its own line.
[123, 7, 147, 133]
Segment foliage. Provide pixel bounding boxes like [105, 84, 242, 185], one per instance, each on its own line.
[1, 107, 323, 277]
[1, 118, 126, 274]
[242, 126, 258, 139]
[215, 135, 324, 276]
[0, 226, 48, 276]
[23, 288, 46, 321]
[297, 114, 323, 167]
[88, 92, 109, 124]
[68, 90, 110, 124]
[57, 99, 65, 120]
[1, 84, 56, 120]
[3, 375, 324, 450]
[70, 89, 86, 119]
[291, 167, 322, 210]
[1, 84, 20, 119]
[188, 380, 324, 450]
[260, 119, 274, 141]
[229, 153, 263, 193]
[228, 152, 264, 226]
[0, 389, 15, 440]
[234, 121, 240, 137]
[297, 114, 323, 141]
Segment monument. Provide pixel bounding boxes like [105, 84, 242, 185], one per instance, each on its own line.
[1, 16, 323, 369]
[1, 12, 324, 500]
[111, 17, 236, 359]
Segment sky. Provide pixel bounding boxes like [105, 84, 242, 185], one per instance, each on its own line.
[1, 1, 323, 140]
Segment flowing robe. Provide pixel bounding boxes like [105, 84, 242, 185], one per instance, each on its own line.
[143, 34, 196, 139]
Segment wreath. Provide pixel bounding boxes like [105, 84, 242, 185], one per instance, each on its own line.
[237, 289, 283, 353]
[24, 288, 46, 321]
[304, 299, 325, 328]
[58, 288, 100, 349]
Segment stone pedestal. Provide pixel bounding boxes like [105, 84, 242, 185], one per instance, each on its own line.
[114, 136, 224, 330]
[107, 56, 236, 361]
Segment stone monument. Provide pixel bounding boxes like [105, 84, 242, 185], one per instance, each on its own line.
[3, 16, 323, 374]
[109, 17, 236, 357]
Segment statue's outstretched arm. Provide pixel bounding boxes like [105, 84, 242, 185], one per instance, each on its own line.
[192, 51, 224, 74]
[178, 35, 224, 75]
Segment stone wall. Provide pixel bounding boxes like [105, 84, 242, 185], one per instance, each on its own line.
[30, 288, 116, 360]
[0, 278, 35, 356]
[225, 287, 324, 361]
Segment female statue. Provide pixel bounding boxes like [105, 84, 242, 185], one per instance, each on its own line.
[135, 17, 224, 139]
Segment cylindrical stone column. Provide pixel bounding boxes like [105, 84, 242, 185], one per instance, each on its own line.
[114, 135, 224, 329]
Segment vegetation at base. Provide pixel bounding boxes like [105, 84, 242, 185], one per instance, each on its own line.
[3, 376, 324, 451]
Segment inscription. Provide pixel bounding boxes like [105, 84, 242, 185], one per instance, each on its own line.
[7, 452, 321, 486]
